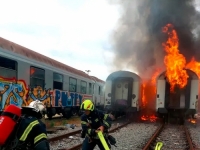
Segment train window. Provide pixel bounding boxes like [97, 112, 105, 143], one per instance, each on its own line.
[89, 83, 92, 94]
[117, 84, 121, 88]
[0, 56, 17, 79]
[108, 93, 111, 97]
[30, 66, 45, 88]
[125, 84, 128, 89]
[98, 86, 101, 95]
[132, 94, 136, 99]
[53, 72, 63, 90]
[69, 77, 77, 92]
[81, 81, 87, 94]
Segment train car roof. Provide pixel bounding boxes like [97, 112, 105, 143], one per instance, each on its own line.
[90, 76, 105, 83]
[0, 37, 104, 82]
[158, 69, 199, 80]
[106, 70, 141, 81]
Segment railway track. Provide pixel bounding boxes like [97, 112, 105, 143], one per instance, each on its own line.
[48, 116, 127, 142]
[49, 121, 131, 150]
[143, 123, 195, 150]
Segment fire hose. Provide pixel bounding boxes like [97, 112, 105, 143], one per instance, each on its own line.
[97, 131, 110, 150]
[155, 142, 163, 150]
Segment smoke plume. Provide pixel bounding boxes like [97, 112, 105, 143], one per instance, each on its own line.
[109, 0, 200, 78]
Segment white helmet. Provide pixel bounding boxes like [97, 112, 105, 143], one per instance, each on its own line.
[28, 100, 46, 113]
[22, 100, 46, 119]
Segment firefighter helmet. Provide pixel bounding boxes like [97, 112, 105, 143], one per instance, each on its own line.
[80, 99, 94, 111]
[28, 100, 46, 113]
[22, 100, 46, 119]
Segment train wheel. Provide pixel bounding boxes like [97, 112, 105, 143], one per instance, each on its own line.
[62, 108, 72, 119]
[47, 113, 52, 120]
[71, 109, 77, 116]
[47, 107, 56, 120]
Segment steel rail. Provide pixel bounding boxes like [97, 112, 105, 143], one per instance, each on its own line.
[58, 121, 131, 150]
[143, 123, 195, 150]
[142, 123, 164, 150]
[48, 116, 128, 142]
[48, 129, 82, 142]
[184, 126, 195, 150]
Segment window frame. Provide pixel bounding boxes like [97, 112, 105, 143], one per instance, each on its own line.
[69, 77, 77, 92]
[80, 80, 87, 94]
[0, 56, 18, 80]
[30, 66, 45, 88]
[53, 72, 63, 90]
[99, 86, 101, 95]
[89, 83, 92, 95]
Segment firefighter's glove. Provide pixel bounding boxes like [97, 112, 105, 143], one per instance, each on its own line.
[96, 126, 105, 133]
[91, 129, 96, 136]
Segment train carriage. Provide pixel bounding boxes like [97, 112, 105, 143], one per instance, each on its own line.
[0, 37, 105, 119]
[156, 69, 199, 122]
[104, 71, 142, 118]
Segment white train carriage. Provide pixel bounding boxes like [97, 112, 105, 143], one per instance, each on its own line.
[104, 71, 142, 117]
[90, 76, 105, 109]
[156, 69, 199, 120]
[0, 37, 105, 119]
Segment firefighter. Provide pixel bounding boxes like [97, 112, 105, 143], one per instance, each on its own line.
[80, 99, 112, 150]
[8, 100, 50, 150]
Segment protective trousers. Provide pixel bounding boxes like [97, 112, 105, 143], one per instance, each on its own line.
[82, 136, 111, 150]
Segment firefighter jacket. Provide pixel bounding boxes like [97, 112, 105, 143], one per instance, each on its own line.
[81, 109, 112, 138]
[14, 115, 49, 150]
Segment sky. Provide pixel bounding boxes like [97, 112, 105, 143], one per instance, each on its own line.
[0, 0, 120, 81]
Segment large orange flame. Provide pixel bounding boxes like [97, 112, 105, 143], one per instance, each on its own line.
[142, 82, 146, 108]
[162, 24, 189, 92]
[151, 69, 161, 85]
[186, 57, 200, 78]
[151, 68, 162, 94]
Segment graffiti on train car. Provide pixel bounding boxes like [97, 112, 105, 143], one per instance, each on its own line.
[27, 86, 51, 107]
[0, 77, 28, 110]
[0, 77, 51, 110]
[0, 76, 93, 109]
[52, 89, 92, 107]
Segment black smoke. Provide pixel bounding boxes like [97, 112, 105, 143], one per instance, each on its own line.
[109, 0, 200, 78]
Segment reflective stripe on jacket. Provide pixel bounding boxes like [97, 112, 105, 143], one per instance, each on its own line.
[81, 109, 112, 137]
[17, 116, 48, 145]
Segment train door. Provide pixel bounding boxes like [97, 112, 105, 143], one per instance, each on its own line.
[165, 79, 191, 109]
[111, 77, 133, 107]
[115, 81, 128, 100]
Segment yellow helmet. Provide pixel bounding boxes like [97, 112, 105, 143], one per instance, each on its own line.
[80, 99, 94, 111]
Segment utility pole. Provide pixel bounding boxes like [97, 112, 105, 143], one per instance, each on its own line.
[85, 70, 91, 75]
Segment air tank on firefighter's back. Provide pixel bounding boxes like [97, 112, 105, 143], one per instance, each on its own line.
[104, 71, 142, 118]
[156, 69, 199, 123]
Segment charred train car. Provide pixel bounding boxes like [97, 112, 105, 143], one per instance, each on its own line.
[0, 37, 105, 119]
[156, 69, 199, 122]
[104, 71, 142, 118]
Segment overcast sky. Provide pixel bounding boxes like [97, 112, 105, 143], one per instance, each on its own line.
[0, 0, 120, 81]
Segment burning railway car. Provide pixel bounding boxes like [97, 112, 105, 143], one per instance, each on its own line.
[104, 71, 142, 118]
[156, 69, 199, 122]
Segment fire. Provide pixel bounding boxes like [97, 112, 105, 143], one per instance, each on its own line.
[142, 82, 147, 108]
[141, 115, 157, 122]
[191, 120, 196, 124]
[151, 69, 161, 85]
[149, 115, 157, 122]
[142, 79, 157, 108]
[186, 57, 200, 78]
[141, 115, 148, 121]
[188, 118, 196, 124]
[162, 24, 189, 92]
[151, 69, 161, 93]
